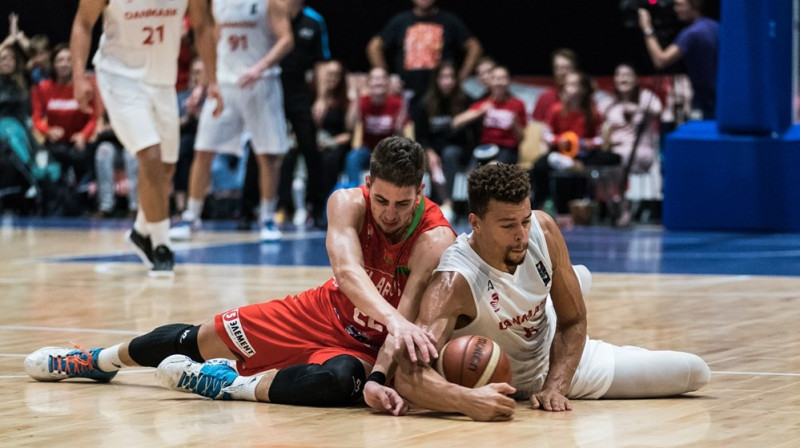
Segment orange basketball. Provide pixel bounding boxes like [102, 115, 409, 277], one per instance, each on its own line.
[436, 335, 512, 388]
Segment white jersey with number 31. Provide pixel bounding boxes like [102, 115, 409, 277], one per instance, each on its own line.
[214, 0, 280, 84]
[93, 0, 188, 85]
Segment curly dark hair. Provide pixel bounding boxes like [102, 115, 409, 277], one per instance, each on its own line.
[467, 163, 531, 217]
[369, 136, 426, 187]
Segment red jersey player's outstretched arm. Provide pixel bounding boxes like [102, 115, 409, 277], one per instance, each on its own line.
[363, 224, 455, 414]
[325, 187, 443, 364]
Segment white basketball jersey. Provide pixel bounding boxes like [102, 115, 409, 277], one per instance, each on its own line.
[214, 0, 280, 84]
[436, 215, 558, 399]
[93, 0, 188, 85]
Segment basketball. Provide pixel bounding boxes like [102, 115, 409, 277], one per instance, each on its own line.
[436, 335, 511, 388]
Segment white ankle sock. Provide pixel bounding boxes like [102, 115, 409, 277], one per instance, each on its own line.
[224, 374, 264, 401]
[259, 199, 277, 224]
[134, 210, 149, 235]
[97, 344, 129, 372]
[148, 219, 171, 248]
[183, 198, 204, 222]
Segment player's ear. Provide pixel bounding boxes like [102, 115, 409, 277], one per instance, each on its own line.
[468, 213, 479, 230]
[365, 175, 371, 189]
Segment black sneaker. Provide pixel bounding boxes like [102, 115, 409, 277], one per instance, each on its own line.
[150, 245, 175, 277]
[126, 228, 153, 267]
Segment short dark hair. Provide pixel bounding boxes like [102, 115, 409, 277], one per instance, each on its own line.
[467, 163, 530, 217]
[369, 136, 426, 187]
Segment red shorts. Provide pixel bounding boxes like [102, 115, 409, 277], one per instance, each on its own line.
[213, 289, 378, 376]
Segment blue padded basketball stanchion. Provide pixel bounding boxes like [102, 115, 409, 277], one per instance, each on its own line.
[663, 0, 800, 231]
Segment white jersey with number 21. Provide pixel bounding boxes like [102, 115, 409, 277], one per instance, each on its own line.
[92, 0, 188, 86]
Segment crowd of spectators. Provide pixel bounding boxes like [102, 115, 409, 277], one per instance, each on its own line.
[0, 0, 719, 229]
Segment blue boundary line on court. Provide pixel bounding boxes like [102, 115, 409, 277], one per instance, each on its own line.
[7, 217, 800, 276]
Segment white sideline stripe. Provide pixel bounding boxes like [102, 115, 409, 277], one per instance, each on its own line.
[711, 371, 800, 377]
[0, 369, 152, 379]
[0, 325, 142, 335]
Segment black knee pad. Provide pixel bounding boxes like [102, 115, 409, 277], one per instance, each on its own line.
[127, 323, 203, 367]
[268, 355, 366, 407]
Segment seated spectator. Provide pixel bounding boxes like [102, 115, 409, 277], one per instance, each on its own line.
[531, 71, 612, 219]
[0, 43, 30, 125]
[413, 61, 470, 223]
[26, 35, 51, 86]
[532, 48, 578, 122]
[31, 44, 99, 193]
[344, 67, 405, 187]
[94, 114, 138, 217]
[452, 65, 526, 165]
[466, 56, 495, 101]
[0, 43, 35, 214]
[597, 63, 663, 226]
[312, 60, 353, 225]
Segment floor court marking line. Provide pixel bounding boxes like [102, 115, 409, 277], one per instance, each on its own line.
[0, 325, 142, 336]
[711, 371, 800, 377]
[0, 369, 152, 380]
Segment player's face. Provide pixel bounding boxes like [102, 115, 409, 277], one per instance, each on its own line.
[437, 66, 457, 96]
[53, 49, 72, 81]
[473, 199, 532, 268]
[614, 65, 636, 94]
[367, 176, 423, 241]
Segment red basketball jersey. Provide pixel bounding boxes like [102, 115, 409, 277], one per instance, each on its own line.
[318, 186, 453, 352]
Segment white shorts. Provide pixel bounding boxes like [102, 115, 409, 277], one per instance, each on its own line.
[194, 76, 288, 156]
[96, 70, 179, 163]
[567, 337, 615, 399]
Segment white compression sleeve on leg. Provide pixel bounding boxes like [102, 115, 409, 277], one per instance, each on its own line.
[602, 345, 710, 398]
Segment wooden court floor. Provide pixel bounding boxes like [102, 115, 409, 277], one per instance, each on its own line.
[1, 225, 798, 447]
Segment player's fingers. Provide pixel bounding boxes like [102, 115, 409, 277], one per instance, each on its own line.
[530, 396, 541, 410]
[403, 335, 418, 363]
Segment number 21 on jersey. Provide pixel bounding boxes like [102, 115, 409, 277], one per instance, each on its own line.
[142, 25, 164, 45]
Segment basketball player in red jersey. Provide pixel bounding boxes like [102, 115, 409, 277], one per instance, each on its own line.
[26, 136, 457, 408]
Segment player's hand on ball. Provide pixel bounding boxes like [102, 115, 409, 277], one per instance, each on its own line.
[364, 381, 409, 416]
[387, 316, 437, 364]
[530, 387, 571, 412]
[464, 383, 517, 422]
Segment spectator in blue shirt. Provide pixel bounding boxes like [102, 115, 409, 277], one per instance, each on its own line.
[639, 0, 718, 119]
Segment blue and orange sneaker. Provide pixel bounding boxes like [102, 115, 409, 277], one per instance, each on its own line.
[156, 355, 240, 400]
[25, 346, 118, 382]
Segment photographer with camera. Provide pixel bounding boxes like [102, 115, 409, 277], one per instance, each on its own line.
[638, 0, 718, 119]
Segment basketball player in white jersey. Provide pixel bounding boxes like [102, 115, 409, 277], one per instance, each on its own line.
[169, 0, 295, 242]
[363, 163, 710, 422]
[71, 0, 223, 275]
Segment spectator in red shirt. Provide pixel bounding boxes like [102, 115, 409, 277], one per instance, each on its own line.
[531, 48, 578, 123]
[453, 65, 526, 165]
[531, 72, 615, 217]
[344, 67, 406, 187]
[31, 43, 99, 186]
